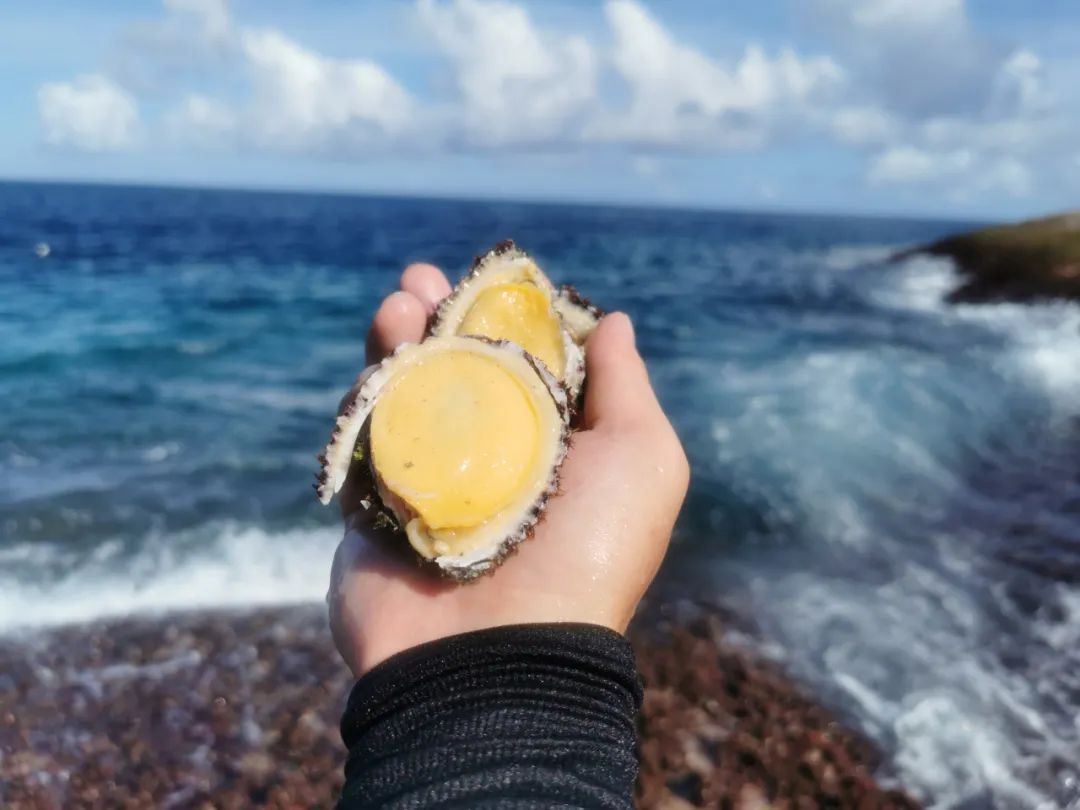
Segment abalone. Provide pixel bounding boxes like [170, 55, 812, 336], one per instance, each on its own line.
[429, 241, 600, 401]
[317, 335, 569, 580]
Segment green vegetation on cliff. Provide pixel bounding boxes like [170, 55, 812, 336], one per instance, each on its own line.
[920, 212, 1080, 303]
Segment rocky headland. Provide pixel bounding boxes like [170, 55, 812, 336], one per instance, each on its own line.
[911, 212, 1080, 304]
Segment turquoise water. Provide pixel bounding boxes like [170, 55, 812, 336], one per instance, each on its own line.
[1, 182, 1078, 807]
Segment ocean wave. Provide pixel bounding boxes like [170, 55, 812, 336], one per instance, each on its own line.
[881, 254, 1080, 412]
[874, 254, 959, 312]
[819, 243, 900, 271]
[677, 248, 1080, 807]
[956, 300, 1080, 405]
[738, 568, 1078, 809]
[0, 523, 341, 633]
[156, 379, 343, 416]
[6, 190, 1078, 808]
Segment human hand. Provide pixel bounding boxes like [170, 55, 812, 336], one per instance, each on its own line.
[328, 262, 689, 676]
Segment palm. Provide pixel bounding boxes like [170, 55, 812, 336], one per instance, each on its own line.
[328, 263, 687, 675]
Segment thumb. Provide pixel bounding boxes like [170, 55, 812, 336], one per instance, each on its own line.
[582, 313, 662, 430]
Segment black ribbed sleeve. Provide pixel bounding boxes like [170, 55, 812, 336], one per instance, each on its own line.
[338, 623, 643, 809]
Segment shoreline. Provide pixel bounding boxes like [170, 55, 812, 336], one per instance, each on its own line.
[905, 212, 1080, 304]
[1, 603, 920, 809]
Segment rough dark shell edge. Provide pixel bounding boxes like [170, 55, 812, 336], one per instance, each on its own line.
[427, 240, 528, 337]
[557, 284, 604, 321]
[317, 333, 572, 583]
[435, 341, 572, 581]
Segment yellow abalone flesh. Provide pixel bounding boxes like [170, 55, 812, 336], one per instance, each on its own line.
[317, 335, 569, 579]
[429, 241, 600, 401]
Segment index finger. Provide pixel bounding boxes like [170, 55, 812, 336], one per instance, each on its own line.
[582, 313, 665, 431]
[401, 263, 452, 315]
[365, 291, 428, 365]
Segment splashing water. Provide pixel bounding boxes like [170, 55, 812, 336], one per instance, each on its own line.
[1, 183, 1077, 807]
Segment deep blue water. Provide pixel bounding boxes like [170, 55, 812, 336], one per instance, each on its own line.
[2, 182, 1078, 808]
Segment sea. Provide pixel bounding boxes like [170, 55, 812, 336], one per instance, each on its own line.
[1, 182, 1078, 809]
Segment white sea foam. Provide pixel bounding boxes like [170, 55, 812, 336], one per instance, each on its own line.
[0, 523, 341, 633]
[699, 246, 1080, 806]
[956, 300, 1080, 403]
[142, 441, 181, 462]
[874, 254, 958, 312]
[820, 243, 899, 271]
[178, 339, 221, 355]
[158, 379, 342, 415]
[744, 567, 1070, 809]
[4, 234, 1076, 808]
[892, 692, 1052, 810]
[882, 254, 1080, 409]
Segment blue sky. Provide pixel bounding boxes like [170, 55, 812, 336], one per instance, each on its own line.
[4, 0, 1080, 219]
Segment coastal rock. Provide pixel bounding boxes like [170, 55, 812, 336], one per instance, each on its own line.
[914, 212, 1080, 304]
[632, 611, 919, 809]
[0, 605, 920, 809]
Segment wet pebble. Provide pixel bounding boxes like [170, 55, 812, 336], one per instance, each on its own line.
[0, 604, 921, 809]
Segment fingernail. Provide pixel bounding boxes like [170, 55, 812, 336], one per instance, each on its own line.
[611, 312, 636, 347]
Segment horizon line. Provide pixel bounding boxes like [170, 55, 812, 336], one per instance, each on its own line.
[0, 174, 995, 228]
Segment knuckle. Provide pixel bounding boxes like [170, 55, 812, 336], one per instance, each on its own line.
[676, 447, 691, 488]
[630, 421, 689, 481]
[660, 427, 690, 486]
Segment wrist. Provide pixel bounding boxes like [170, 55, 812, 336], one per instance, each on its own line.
[353, 608, 627, 676]
[356, 613, 626, 678]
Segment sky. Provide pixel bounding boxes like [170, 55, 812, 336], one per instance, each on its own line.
[3, 0, 1080, 220]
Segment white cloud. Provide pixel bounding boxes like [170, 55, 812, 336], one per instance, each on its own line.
[55, 0, 847, 156]
[591, 0, 842, 148]
[416, 0, 596, 146]
[976, 157, 1032, 198]
[165, 94, 236, 146]
[847, 0, 962, 29]
[120, 4, 416, 155]
[812, 0, 1054, 131]
[918, 116, 1056, 156]
[34, 0, 1079, 207]
[868, 147, 974, 185]
[812, 0, 1065, 200]
[827, 106, 897, 145]
[237, 30, 414, 152]
[163, 0, 231, 41]
[989, 50, 1051, 118]
[38, 75, 141, 152]
[110, 0, 237, 95]
[812, 0, 994, 118]
[868, 146, 1031, 197]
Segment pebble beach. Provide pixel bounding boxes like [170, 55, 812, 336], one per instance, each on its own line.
[1, 603, 920, 809]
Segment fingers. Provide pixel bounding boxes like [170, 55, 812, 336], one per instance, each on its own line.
[350, 279, 440, 519]
[364, 263, 448, 365]
[401, 263, 452, 315]
[365, 291, 427, 365]
[582, 313, 664, 431]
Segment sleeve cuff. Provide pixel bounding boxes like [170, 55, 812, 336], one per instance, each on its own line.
[339, 623, 642, 809]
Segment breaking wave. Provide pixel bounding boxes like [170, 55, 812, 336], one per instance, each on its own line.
[0, 524, 340, 632]
[3, 186, 1077, 808]
[674, 251, 1080, 808]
